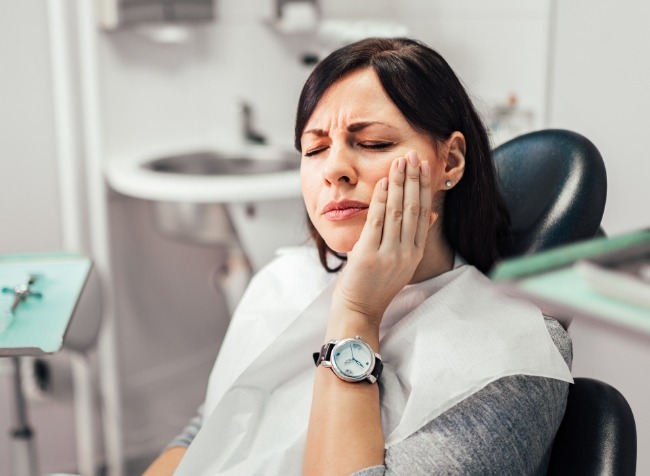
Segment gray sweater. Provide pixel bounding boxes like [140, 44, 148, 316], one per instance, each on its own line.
[170, 317, 571, 475]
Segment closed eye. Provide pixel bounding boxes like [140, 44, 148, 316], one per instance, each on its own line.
[304, 146, 329, 157]
[359, 142, 394, 151]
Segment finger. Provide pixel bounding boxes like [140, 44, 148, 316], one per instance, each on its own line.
[401, 150, 422, 245]
[415, 159, 434, 248]
[355, 176, 388, 251]
[381, 156, 407, 246]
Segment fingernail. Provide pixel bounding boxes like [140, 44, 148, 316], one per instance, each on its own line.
[420, 161, 430, 177]
[381, 177, 388, 190]
[407, 151, 418, 167]
[429, 212, 439, 228]
[398, 157, 406, 173]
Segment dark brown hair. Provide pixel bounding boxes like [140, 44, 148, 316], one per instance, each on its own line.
[295, 37, 510, 274]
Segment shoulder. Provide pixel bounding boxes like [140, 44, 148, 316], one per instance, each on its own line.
[382, 317, 571, 475]
[385, 373, 568, 475]
[543, 316, 573, 368]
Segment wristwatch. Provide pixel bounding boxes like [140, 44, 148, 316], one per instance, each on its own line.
[313, 336, 383, 383]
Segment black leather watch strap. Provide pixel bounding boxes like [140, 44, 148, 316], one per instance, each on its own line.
[370, 357, 383, 381]
[313, 342, 335, 367]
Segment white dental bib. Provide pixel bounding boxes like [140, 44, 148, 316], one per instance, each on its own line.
[176, 247, 572, 476]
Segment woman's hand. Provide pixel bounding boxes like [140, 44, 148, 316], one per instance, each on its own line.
[332, 150, 436, 331]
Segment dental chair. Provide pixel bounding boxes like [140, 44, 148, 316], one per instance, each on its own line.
[492, 129, 637, 475]
[492, 128, 607, 258]
[547, 377, 637, 476]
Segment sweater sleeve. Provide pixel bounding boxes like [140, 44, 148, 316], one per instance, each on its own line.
[165, 404, 205, 450]
[353, 317, 573, 476]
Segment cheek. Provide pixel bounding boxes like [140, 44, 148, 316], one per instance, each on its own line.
[369, 164, 389, 182]
[362, 159, 392, 186]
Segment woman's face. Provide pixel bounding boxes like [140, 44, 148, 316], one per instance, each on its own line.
[300, 68, 447, 254]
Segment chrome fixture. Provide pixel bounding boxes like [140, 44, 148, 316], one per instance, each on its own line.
[239, 102, 267, 145]
[99, 0, 214, 30]
[141, 150, 299, 176]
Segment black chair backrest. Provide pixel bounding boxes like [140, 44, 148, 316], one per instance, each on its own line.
[547, 377, 637, 476]
[492, 131, 637, 474]
[492, 129, 607, 258]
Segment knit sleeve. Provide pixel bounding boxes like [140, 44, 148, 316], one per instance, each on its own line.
[165, 404, 205, 450]
[353, 317, 572, 476]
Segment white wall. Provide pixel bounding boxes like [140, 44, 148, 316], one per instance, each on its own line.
[100, 0, 552, 161]
[550, 0, 650, 234]
[0, 3, 62, 252]
[0, 2, 78, 475]
[550, 1, 650, 473]
[391, 0, 551, 131]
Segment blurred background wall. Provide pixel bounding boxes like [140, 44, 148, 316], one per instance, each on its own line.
[1, 0, 648, 474]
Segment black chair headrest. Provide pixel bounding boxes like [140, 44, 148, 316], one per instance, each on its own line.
[493, 129, 607, 257]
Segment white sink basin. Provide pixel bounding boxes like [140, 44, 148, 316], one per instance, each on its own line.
[105, 145, 302, 203]
[142, 149, 299, 176]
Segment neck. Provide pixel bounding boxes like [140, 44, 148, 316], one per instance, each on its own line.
[409, 228, 455, 284]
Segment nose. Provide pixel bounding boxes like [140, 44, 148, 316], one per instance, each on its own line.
[322, 145, 357, 186]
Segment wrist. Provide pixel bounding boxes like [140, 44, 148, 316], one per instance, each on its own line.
[325, 308, 381, 350]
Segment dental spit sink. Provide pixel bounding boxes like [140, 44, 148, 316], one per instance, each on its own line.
[104, 145, 303, 245]
[142, 150, 299, 176]
[105, 145, 302, 204]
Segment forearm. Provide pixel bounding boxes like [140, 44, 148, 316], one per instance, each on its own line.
[304, 311, 385, 475]
[143, 446, 187, 476]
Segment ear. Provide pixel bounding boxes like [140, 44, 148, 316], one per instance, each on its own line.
[440, 131, 466, 190]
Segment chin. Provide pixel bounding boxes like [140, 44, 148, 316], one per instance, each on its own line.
[309, 212, 366, 254]
[320, 227, 362, 254]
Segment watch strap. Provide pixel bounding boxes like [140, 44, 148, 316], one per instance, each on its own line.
[370, 356, 383, 382]
[313, 342, 335, 367]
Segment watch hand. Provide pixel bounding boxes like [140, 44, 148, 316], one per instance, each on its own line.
[353, 358, 364, 369]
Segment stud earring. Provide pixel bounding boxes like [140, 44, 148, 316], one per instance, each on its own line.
[445, 180, 452, 188]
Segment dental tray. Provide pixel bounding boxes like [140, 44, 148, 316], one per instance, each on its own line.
[490, 229, 650, 338]
[0, 253, 92, 356]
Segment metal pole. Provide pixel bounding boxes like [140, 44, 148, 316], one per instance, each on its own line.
[9, 357, 39, 476]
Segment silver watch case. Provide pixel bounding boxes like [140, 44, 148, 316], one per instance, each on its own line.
[322, 337, 380, 383]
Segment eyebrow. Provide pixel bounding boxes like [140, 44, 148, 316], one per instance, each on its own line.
[302, 121, 396, 137]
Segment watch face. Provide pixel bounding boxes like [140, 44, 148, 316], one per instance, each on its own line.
[331, 338, 375, 382]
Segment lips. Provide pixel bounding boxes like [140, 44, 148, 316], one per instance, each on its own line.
[322, 200, 369, 221]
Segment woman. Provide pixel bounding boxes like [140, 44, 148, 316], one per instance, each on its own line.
[145, 37, 572, 475]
